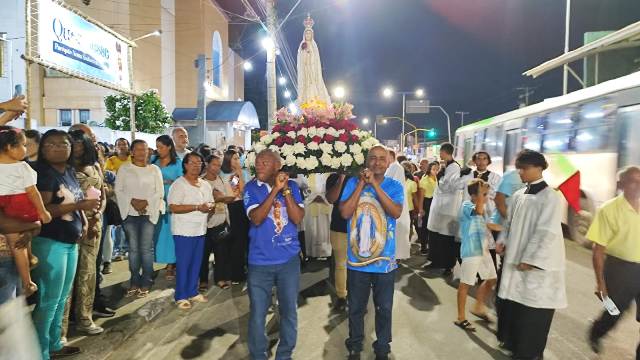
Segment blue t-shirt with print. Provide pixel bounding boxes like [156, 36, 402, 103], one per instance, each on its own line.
[340, 177, 404, 273]
[491, 170, 525, 224]
[243, 179, 304, 266]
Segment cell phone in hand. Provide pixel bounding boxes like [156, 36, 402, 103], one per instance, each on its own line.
[600, 292, 620, 315]
[14, 85, 23, 97]
[230, 175, 239, 187]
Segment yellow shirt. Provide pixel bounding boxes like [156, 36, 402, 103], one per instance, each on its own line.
[419, 175, 437, 199]
[105, 155, 131, 173]
[405, 179, 417, 212]
[587, 194, 640, 263]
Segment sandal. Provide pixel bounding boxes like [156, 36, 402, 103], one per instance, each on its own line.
[137, 288, 150, 298]
[176, 300, 191, 310]
[125, 287, 139, 297]
[199, 282, 208, 292]
[454, 319, 476, 332]
[470, 310, 492, 323]
[165, 269, 175, 281]
[217, 281, 230, 290]
[189, 294, 209, 303]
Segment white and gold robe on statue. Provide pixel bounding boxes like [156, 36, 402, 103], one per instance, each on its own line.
[302, 173, 333, 258]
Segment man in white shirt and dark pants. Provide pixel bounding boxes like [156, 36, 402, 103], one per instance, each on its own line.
[385, 150, 411, 260]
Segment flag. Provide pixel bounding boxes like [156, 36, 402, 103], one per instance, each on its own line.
[547, 154, 581, 212]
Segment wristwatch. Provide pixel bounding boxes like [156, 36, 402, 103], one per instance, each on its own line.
[282, 188, 292, 196]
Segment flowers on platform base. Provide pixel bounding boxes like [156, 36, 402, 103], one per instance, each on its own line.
[247, 99, 379, 175]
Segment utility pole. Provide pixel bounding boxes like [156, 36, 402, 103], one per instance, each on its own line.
[563, 0, 571, 95]
[266, 0, 277, 131]
[455, 111, 469, 127]
[516, 86, 535, 108]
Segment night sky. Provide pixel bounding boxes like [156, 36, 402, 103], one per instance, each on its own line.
[238, 0, 640, 141]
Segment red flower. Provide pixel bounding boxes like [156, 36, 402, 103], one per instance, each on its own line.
[274, 136, 285, 147]
[284, 124, 296, 133]
[324, 134, 335, 142]
[296, 135, 307, 144]
[351, 135, 360, 142]
[312, 135, 322, 143]
[284, 137, 294, 145]
[338, 133, 349, 143]
[272, 124, 283, 133]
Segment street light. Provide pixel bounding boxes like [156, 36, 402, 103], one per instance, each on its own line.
[381, 86, 425, 150]
[382, 87, 393, 98]
[415, 88, 425, 98]
[243, 61, 253, 71]
[333, 86, 346, 100]
[261, 37, 275, 51]
[362, 117, 369, 125]
[382, 118, 388, 124]
[278, 76, 287, 86]
[283, 90, 291, 99]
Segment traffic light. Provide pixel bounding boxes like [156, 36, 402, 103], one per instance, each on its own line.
[427, 128, 436, 139]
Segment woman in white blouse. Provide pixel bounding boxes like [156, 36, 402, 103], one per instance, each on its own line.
[168, 152, 214, 309]
[115, 139, 164, 298]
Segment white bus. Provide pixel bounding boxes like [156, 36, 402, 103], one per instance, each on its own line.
[454, 71, 640, 244]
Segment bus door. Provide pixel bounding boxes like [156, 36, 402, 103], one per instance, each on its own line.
[503, 129, 521, 171]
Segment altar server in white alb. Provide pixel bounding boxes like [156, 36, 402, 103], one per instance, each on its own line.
[426, 143, 462, 275]
[496, 149, 567, 360]
[385, 150, 411, 260]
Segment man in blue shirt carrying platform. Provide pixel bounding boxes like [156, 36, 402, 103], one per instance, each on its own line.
[243, 149, 305, 360]
[339, 145, 403, 360]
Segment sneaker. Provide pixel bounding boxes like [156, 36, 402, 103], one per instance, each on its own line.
[333, 298, 347, 312]
[50, 346, 81, 358]
[93, 307, 116, 319]
[76, 323, 104, 335]
[112, 254, 124, 262]
[60, 337, 67, 345]
[102, 262, 112, 275]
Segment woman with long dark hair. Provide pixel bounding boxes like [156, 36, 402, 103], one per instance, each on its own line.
[62, 130, 106, 335]
[151, 135, 182, 280]
[220, 149, 249, 283]
[31, 129, 99, 359]
[418, 161, 439, 257]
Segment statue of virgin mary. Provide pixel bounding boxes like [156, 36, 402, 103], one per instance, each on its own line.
[296, 14, 331, 105]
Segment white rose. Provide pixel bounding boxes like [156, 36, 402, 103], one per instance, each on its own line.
[262, 134, 273, 145]
[286, 131, 296, 139]
[349, 143, 362, 154]
[295, 156, 307, 169]
[293, 142, 306, 155]
[320, 152, 332, 166]
[280, 143, 293, 157]
[334, 141, 347, 153]
[337, 129, 346, 135]
[308, 141, 319, 151]
[327, 127, 339, 137]
[354, 152, 365, 165]
[305, 157, 319, 170]
[246, 152, 256, 167]
[298, 127, 308, 137]
[319, 142, 333, 154]
[253, 142, 266, 153]
[285, 155, 296, 167]
[317, 127, 326, 137]
[330, 157, 341, 169]
[308, 126, 318, 137]
[361, 138, 375, 150]
[340, 153, 354, 167]
[269, 145, 280, 152]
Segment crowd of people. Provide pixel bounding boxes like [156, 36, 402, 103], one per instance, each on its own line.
[0, 94, 639, 360]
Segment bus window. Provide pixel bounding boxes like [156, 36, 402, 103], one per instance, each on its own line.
[619, 106, 640, 167]
[504, 129, 520, 171]
[464, 138, 473, 166]
[575, 101, 615, 152]
[474, 131, 485, 151]
[542, 108, 575, 153]
[455, 134, 464, 159]
[523, 116, 545, 151]
[484, 125, 503, 157]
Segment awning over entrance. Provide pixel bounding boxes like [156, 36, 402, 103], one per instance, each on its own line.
[524, 20, 640, 78]
[172, 101, 259, 129]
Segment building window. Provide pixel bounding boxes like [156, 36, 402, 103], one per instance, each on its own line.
[79, 109, 90, 124]
[212, 31, 223, 87]
[59, 109, 72, 126]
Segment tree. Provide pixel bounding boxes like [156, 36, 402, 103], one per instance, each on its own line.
[104, 90, 173, 134]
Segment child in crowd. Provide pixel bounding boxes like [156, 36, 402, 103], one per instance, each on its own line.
[0, 126, 52, 296]
[454, 178, 500, 331]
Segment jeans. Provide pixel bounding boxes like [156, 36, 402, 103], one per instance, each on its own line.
[122, 216, 155, 289]
[248, 255, 300, 360]
[30, 237, 78, 360]
[0, 258, 18, 304]
[346, 269, 396, 356]
[174, 235, 205, 301]
[112, 225, 128, 256]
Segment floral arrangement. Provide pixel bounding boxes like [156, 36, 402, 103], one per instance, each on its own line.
[246, 99, 379, 175]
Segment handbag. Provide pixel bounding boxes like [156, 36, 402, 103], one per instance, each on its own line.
[214, 222, 230, 242]
[104, 198, 123, 226]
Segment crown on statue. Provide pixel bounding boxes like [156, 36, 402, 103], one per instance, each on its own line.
[303, 14, 315, 30]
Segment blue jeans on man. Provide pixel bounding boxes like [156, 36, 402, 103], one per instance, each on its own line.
[0, 258, 18, 304]
[345, 268, 396, 356]
[122, 216, 155, 289]
[247, 255, 300, 360]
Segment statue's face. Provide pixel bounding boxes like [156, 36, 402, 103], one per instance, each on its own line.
[304, 29, 313, 42]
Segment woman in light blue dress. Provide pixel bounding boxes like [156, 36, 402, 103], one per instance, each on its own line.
[152, 135, 183, 280]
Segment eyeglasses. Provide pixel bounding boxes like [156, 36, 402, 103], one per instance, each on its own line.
[43, 142, 71, 149]
[187, 161, 203, 166]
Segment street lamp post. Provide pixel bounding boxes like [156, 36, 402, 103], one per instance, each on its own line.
[382, 87, 425, 151]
